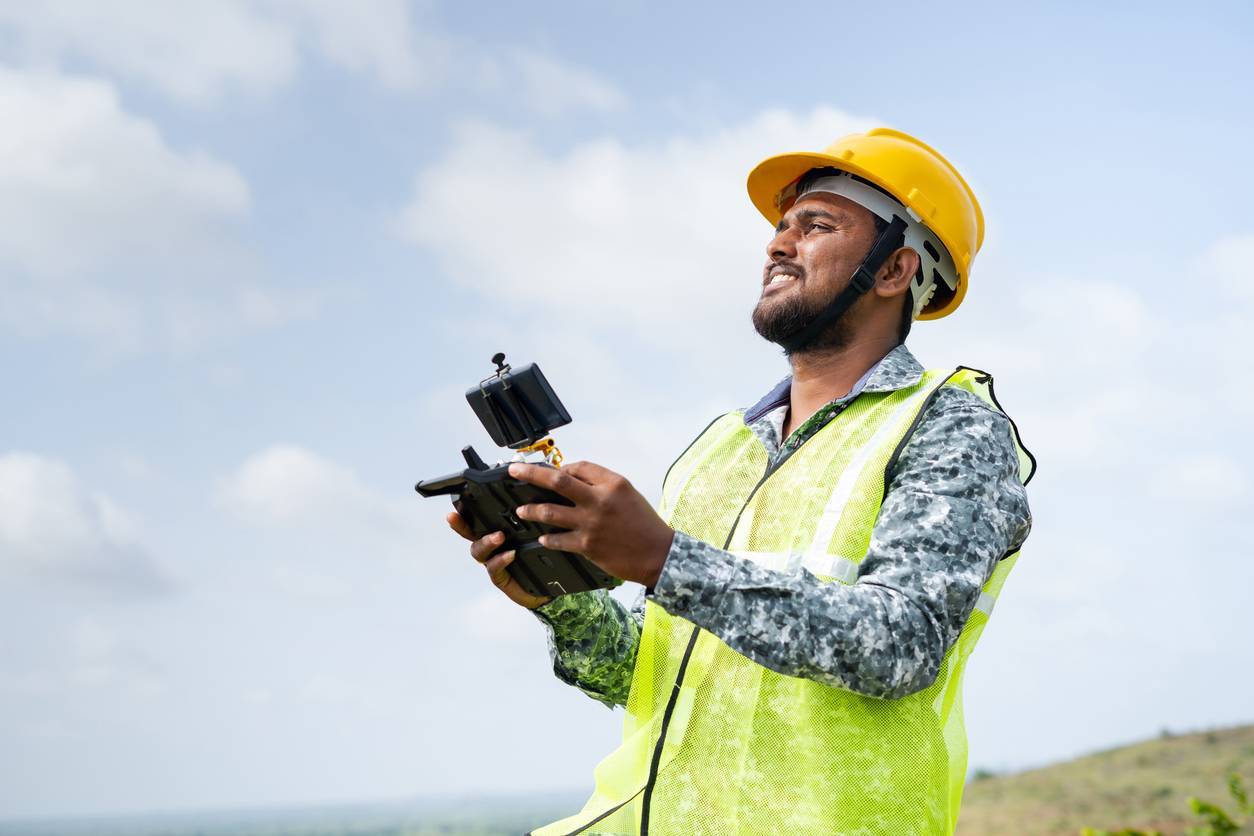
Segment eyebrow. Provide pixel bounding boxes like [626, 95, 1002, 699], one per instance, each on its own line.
[776, 206, 850, 232]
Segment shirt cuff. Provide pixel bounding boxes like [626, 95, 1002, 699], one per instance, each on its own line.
[648, 529, 735, 616]
[530, 590, 594, 628]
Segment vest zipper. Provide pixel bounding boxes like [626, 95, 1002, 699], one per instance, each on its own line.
[638, 401, 853, 834]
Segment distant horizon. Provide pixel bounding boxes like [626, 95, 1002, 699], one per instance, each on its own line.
[6, 720, 1251, 829]
[0, 787, 587, 826]
[0, 789, 585, 836]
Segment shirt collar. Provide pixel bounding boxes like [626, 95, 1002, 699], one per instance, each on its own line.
[743, 343, 925, 424]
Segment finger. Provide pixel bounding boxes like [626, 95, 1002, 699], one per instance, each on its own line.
[484, 549, 516, 588]
[447, 511, 475, 542]
[538, 530, 585, 554]
[562, 460, 619, 485]
[515, 502, 581, 529]
[508, 462, 594, 504]
[470, 531, 506, 563]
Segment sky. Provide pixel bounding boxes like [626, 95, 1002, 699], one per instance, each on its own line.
[1, 0, 1252, 822]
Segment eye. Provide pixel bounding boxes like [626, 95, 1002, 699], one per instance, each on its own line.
[807, 221, 831, 233]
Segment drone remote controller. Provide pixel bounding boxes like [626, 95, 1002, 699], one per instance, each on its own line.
[415, 355, 621, 599]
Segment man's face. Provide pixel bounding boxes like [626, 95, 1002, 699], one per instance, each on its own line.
[751, 190, 880, 352]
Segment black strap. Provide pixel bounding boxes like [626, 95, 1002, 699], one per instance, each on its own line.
[778, 216, 908, 353]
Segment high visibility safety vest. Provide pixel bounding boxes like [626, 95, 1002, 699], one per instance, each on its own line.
[532, 367, 1035, 836]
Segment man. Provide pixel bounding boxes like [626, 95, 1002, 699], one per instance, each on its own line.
[447, 127, 1034, 835]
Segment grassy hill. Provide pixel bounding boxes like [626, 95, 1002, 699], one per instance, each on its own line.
[958, 724, 1254, 835]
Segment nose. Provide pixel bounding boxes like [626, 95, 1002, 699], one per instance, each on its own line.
[767, 223, 798, 261]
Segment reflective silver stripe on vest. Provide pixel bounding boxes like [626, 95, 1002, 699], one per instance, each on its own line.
[733, 551, 862, 584]
[731, 550, 804, 573]
[799, 553, 860, 584]
[974, 591, 996, 616]
[804, 382, 942, 563]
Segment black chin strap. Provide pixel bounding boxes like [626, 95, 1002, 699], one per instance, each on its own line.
[778, 215, 909, 353]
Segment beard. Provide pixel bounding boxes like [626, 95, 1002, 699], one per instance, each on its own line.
[751, 283, 855, 355]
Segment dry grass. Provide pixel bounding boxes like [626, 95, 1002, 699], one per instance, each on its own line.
[957, 724, 1254, 835]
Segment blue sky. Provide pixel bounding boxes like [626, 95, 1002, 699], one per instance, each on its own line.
[1, 0, 1252, 820]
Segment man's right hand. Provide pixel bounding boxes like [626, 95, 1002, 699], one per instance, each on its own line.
[446, 511, 553, 610]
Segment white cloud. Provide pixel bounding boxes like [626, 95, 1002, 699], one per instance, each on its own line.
[0, 452, 169, 594]
[912, 275, 1161, 468]
[0, 0, 439, 104]
[216, 445, 426, 559]
[0, 1, 622, 120]
[397, 108, 876, 372]
[272, 0, 442, 92]
[0, 66, 249, 276]
[492, 48, 626, 116]
[1200, 233, 1254, 304]
[1187, 234, 1254, 418]
[921, 237, 1254, 474]
[217, 445, 371, 526]
[0, 66, 331, 349]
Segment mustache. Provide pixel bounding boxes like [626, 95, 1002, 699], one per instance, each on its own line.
[763, 260, 805, 284]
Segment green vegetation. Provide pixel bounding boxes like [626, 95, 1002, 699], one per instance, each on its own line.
[1080, 771, 1250, 835]
[959, 724, 1254, 835]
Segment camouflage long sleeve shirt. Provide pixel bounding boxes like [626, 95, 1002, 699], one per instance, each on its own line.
[531, 344, 1032, 707]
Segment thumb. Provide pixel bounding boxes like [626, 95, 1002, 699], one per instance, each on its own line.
[484, 549, 516, 589]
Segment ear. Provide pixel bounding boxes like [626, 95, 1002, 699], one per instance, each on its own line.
[873, 246, 920, 300]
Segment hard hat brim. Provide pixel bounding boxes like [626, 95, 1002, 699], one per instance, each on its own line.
[746, 151, 969, 320]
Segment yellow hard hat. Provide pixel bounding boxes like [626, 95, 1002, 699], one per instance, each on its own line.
[746, 127, 984, 320]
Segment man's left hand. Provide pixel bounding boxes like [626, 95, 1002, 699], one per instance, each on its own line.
[509, 460, 675, 589]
